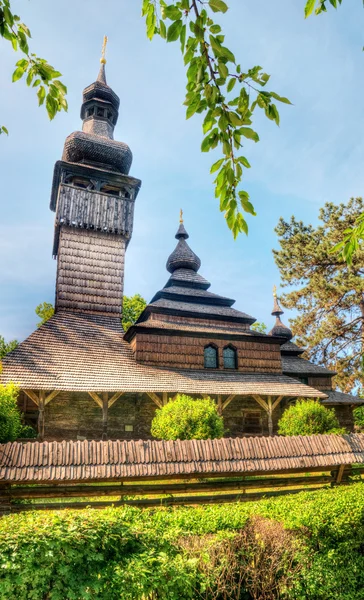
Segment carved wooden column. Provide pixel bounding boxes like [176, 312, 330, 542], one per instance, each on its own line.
[102, 392, 109, 440]
[38, 390, 46, 442]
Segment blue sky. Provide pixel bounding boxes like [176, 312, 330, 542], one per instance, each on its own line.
[0, 0, 363, 342]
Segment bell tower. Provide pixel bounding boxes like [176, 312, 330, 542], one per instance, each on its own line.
[50, 38, 141, 316]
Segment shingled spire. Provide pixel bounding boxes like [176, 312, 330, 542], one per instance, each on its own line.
[269, 286, 293, 340]
[50, 40, 141, 316]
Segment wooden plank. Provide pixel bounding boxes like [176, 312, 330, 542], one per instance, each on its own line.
[88, 392, 103, 409]
[0, 475, 334, 500]
[146, 393, 163, 408]
[0, 487, 328, 513]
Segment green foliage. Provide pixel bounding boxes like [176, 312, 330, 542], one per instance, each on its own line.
[0, 0, 67, 128]
[250, 321, 267, 333]
[274, 199, 364, 393]
[278, 399, 345, 436]
[19, 423, 37, 439]
[122, 294, 147, 332]
[1, 484, 364, 599]
[142, 0, 291, 238]
[151, 394, 224, 440]
[35, 302, 54, 327]
[0, 382, 22, 442]
[0, 335, 18, 359]
[333, 210, 364, 265]
[305, 0, 344, 18]
[353, 405, 364, 430]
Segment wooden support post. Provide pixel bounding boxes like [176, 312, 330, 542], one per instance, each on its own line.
[217, 395, 223, 415]
[162, 392, 168, 406]
[336, 464, 345, 484]
[252, 395, 284, 437]
[102, 393, 109, 441]
[267, 397, 273, 437]
[38, 390, 45, 442]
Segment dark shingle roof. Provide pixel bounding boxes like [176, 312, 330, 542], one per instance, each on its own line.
[282, 356, 336, 376]
[0, 311, 326, 397]
[1, 433, 363, 482]
[322, 390, 364, 405]
[280, 341, 304, 356]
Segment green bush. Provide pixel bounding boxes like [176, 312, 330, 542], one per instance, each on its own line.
[353, 405, 364, 430]
[0, 383, 22, 442]
[278, 399, 345, 436]
[1, 485, 364, 599]
[19, 424, 37, 439]
[151, 394, 224, 440]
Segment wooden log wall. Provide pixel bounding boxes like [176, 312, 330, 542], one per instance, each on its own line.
[56, 227, 125, 314]
[131, 333, 282, 373]
[26, 393, 286, 441]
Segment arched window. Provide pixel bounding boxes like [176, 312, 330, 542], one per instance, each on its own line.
[204, 344, 218, 369]
[223, 346, 237, 369]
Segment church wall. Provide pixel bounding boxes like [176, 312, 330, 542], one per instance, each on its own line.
[307, 376, 333, 391]
[56, 227, 126, 315]
[132, 333, 282, 373]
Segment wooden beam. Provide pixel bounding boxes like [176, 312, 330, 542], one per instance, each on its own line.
[222, 394, 236, 411]
[217, 395, 223, 415]
[44, 390, 60, 406]
[271, 395, 284, 412]
[146, 393, 163, 408]
[88, 392, 103, 409]
[108, 392, 124, 408]
[162, 392, 168, 406]
[252, 395, 269, 412]
[23, 390, 41, 406]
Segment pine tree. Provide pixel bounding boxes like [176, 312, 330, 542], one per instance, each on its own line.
[274, 198, 364, 393]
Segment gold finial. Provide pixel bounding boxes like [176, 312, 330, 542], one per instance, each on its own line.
[273, 284, 277, 298]
[100, 35, 108, 64]
[179, 209, 183, 224]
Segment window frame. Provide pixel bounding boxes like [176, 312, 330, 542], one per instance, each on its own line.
[223, 345, 238, 370]
[204, 344, 219, 369]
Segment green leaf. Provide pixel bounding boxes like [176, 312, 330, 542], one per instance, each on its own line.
[305, 0, 316, 18]
[1, 126, 9, 135]
[161, 5, 182, 20]
[237, 156, 251, 168]
[12, 67, 25, 82]
[37, 86, 46, 106]
[159, 19, 167, 39]
[270, 91, 292, 105]
[240, 127, 259, 142]
[53, 80, 67, 94]
[180, 23, 187, 52]
[208, 0, 229, 13]
[218, 62, 228, 79]
[46, 94, 58, 120]
[227, 78, 236, 93]
[210, 158, 224, 174]
[167, 19, 183, 42]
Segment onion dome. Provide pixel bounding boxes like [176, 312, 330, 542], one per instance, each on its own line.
[269, 286, 293, 341]
[166, 212, 202, 273]
[62, 37, 132, 174]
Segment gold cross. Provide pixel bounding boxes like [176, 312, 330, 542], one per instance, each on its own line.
[179, 209, 183, 224]
[100, 36, 108, 64]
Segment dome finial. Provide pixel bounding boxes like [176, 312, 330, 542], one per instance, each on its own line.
[100, 35, 108, 64]
[269, 285, 293, 340]
[180, 208, 183, 224]
[273, 284, 277, 298]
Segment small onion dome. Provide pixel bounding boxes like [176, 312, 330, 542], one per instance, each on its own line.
[62, 49, 133, 175]
[166, 222, 201, 273]
[268, 286, 293, 340]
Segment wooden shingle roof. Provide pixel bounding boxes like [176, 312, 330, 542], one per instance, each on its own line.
[1, 434, 363, 482]
[1, 311, 327, 397]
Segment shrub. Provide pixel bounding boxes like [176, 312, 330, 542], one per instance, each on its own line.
[19, 424, 37, 439]
[1, 485, 364, 599]
[278, 399, 345, 436]
[151, 394, 224, 440]
[0, 383, 22, 442]
[353, 405, 364, 430]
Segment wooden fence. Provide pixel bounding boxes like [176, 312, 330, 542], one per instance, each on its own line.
[1, 435, 364, 513]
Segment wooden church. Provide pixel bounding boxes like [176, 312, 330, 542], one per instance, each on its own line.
[1, 53, 362, 442]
